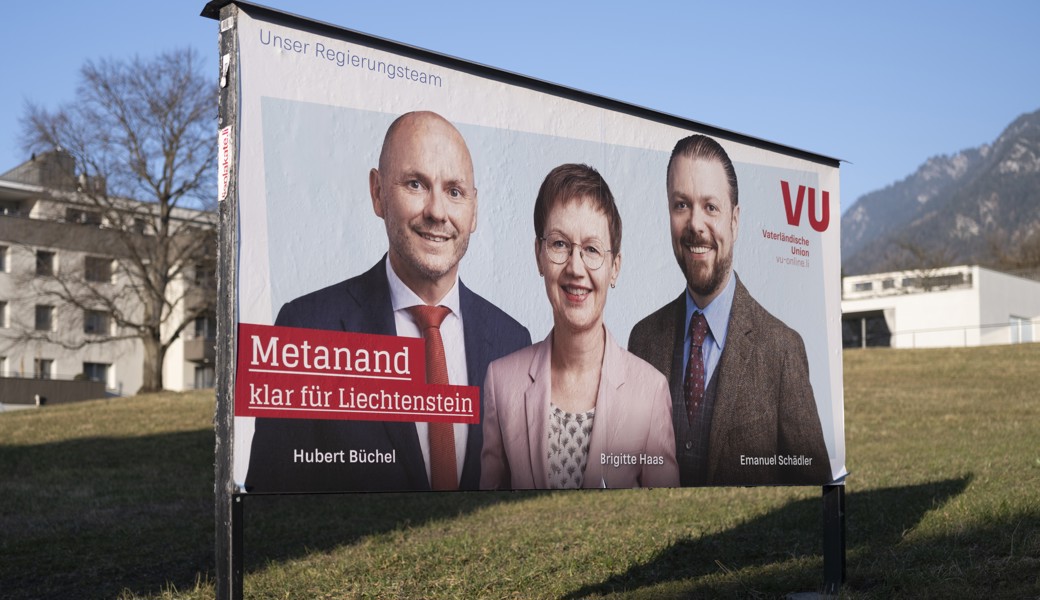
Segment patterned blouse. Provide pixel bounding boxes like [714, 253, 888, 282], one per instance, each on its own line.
[547, 403, 596, 489]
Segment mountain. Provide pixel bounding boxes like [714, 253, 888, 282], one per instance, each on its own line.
[841, 108, 1040, 275]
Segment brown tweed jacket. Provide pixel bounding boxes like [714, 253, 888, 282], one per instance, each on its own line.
[628, 275, 832, 485]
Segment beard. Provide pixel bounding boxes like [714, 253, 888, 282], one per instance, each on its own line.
[675, 230, 732, 300]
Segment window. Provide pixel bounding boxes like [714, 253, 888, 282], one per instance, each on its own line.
[0, 200, 21, 216]
[853, 281, 873, 292]
[0, 301, 7, 328]
[193, 314, 216, 340]
[36, 250, 56, 276]
[34, 358, 53, 380]
[0, 245, 7, 272]
[133, 218, 149, 235]
[85, 256, 113, 283]
[0, 356, 7, 377]
[193, 262, 215, 287]
[882, 279, 895, 290]
[35, 305, 54, 331]
[922, 273, 966, 289]
[194, 364, 215, 389]
[65, 207, 102, 226]
[84, 310, 111, 335]
[83, 362, 111, 387]
[841, 312, 893, 348]
[1010, 316, 1034, 344]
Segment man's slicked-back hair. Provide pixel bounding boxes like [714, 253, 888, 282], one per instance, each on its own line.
[533, 163, 622, 255]
[667, 134, 739, 207]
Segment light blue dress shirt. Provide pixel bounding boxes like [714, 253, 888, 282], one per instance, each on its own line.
[682, 273, 737, 392]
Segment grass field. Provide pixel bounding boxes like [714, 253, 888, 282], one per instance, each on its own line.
[1, 344, 1038, 599]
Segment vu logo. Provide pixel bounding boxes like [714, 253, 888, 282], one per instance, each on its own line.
[781, 181, 830, 232]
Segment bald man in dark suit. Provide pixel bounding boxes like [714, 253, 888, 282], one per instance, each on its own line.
[246, 111, 530, 493]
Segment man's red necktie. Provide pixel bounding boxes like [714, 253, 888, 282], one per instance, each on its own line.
[408, 305, 457, 491]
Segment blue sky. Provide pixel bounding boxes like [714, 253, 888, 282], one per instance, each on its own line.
[1, 1, 1037, 213]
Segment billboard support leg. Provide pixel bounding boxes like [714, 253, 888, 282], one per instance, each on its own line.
[232, 494, 244, 600]
[822, 484, 846, 595]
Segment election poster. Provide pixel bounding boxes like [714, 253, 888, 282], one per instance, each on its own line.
[221, 2, 847, 494]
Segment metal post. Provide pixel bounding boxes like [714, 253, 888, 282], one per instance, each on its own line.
[822, 484, 846, 595]
[231, 494, 244, 600]
[205, 3, 241, 599]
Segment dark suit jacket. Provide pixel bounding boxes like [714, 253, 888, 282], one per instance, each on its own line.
[245, 258, 531, 493]
[628, 275, 831, 485]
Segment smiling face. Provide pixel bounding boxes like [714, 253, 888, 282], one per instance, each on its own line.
[667, 156, 740, 308]
[537, 198, 620, 336]
[370, 112, 477, 303]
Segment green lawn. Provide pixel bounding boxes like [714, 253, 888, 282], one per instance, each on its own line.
[1, 344, 1038, 599]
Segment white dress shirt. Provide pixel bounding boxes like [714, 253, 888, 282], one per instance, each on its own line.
[385, 256, 469, 485]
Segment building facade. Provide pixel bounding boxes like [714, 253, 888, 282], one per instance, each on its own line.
[0, 151, 215, 401]
[841, 265, 1040, 349]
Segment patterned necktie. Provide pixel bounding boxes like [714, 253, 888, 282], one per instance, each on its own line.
[683, 312, 709, 427]
[408, 305, 458, 491]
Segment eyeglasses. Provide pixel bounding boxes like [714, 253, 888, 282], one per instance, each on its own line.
[540, 234, 612, 270]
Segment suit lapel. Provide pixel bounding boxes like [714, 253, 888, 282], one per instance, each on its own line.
[343, 258, 397, 336]
[525, 335, 553, 489]
[646, 294, 685, 386]
[667, 295, 686, 410]
[459, 281, 489, 488]
[584, 328, 624, 489]
[459, 281, 487, 389]
[706, 277, 754, 482]
[347, 257, 429, 489]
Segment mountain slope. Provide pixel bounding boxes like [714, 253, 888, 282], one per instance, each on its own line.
[842, 108, 1040, 275]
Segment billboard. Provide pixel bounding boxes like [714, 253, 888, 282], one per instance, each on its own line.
[223, 3, 846, 493]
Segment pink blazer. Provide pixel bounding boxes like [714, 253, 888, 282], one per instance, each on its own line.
[480, 327, 679, 490]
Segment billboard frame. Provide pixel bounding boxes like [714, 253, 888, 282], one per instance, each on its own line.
[202, 1, 846, 598]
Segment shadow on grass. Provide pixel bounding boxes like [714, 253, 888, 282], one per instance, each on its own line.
[0, 430, 536, 600]
[0, 430, 217, 600]
[1, 429, 1006, 600]
[563, 477, 975, 599]
[241, 489, 545, 571]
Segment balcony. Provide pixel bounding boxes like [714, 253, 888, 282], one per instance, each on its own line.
[184, 335, 215, 363]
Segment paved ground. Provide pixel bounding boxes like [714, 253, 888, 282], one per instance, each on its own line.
[0, 402, 38, 412]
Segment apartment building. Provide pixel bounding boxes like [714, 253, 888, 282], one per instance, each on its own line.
[0, 150, 215, 401]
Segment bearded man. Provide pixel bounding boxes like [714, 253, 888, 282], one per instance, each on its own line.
[628, 134, 831, 486]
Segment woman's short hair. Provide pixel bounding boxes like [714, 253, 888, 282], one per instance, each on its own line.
[533, 163, 622, 255]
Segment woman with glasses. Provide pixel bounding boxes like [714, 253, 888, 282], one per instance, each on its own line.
[480, 164, 679, 490]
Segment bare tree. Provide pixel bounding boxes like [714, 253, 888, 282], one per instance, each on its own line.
[14, 48, 215, 392]
[987, 228, 1040, 279]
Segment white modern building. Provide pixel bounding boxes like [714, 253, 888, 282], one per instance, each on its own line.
[841, 265, 1040, 348]
[0, 151, 215, 402]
